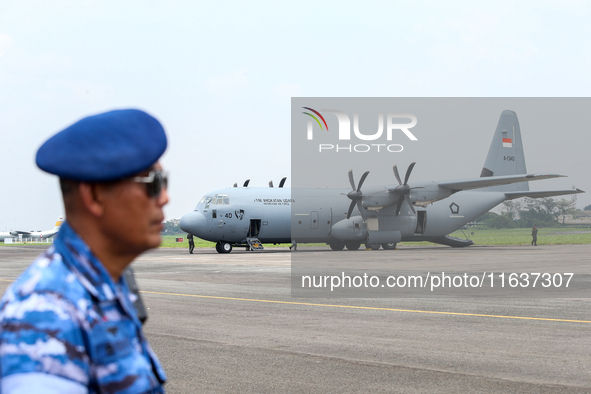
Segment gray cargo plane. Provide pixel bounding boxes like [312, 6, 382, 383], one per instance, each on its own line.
[180, 110, 583, 253]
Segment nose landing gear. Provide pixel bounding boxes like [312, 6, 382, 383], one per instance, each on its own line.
[215, 241, 233, 254]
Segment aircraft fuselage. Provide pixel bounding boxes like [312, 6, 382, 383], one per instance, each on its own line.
[180, 186, 507, 248]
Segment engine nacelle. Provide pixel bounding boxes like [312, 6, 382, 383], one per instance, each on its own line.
[409, 183, 454, 207]
[359, 183, 455, 211]
[331, 216, 405, 245]
[330, 216, 367, 241]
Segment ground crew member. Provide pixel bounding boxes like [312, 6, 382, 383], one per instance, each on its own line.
[188, 233, 195, 254]
[531, 224, 538, 246]
[0, 109, 168, 393]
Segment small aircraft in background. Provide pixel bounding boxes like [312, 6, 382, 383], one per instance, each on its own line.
[8, 216, 64, 241]
[180, 110, 583, 253]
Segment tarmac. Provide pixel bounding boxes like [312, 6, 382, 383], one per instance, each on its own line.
[1, 244, 590, 393]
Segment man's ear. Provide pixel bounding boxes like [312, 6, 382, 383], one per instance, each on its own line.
[78, 183, 105, 217]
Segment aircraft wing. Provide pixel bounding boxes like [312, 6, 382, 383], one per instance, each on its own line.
[504, 188, 585, 200]
[438, 174, 564, 192]
[12, 231, 31, 235]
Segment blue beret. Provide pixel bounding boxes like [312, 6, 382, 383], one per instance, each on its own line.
[36, 109, 167, 181]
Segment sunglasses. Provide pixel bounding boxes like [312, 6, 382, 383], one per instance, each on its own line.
[131, 170, 169, 198]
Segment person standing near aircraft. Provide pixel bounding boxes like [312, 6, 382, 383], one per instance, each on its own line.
[531, 224, 538, 246]
[0, 109, 168, 393]
[188, 232, 195, 254]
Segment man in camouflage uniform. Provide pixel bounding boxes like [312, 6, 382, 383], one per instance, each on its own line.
[187, 233, 195, 254]
[0, 109, 168, 393]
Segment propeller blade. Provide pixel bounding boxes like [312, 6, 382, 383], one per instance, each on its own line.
[356, 200, 364, 217]
[404, 162, 416, 185]
[393, 165, 402, 185]
[346, 200, 356, 220]
[269, 180, 273, 187]
[395, 196, 404, 215]
[279, 177, 287, 188]
[392, 162, 417, 215]
[233, 183, 237, 188]
[346, 170, 369, 219]
[357, 171, 370, 191]
[243, 179, 250, 187]
[348, 170, 355, 190]
[404, 194, 416, 214]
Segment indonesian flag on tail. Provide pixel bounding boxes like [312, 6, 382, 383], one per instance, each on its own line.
[502, 137, 512, 148]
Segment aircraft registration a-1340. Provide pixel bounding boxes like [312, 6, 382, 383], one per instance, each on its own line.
[180, 110, 584, 253]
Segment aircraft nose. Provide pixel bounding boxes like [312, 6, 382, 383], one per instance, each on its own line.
[180, 211, 207, 237]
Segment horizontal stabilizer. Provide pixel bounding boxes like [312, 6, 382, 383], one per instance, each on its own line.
[505, 188, 585, 200]
[439, 173, 564, 192]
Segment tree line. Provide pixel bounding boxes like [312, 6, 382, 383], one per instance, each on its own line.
[477, 197, 577, 228]
[162, 219, 183, 234]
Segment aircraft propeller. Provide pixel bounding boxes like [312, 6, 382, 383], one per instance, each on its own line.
[345, 170, 370, 219]
[392, 162, 417, 215]
[269, 177, 287, 187]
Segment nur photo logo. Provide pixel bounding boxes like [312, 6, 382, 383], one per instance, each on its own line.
[302, 107, 418, 153]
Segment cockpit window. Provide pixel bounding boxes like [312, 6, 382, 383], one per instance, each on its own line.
[196, 196, 213, 210]
[212, 194, 230, 205]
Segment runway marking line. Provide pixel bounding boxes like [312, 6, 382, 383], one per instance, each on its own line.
[140, 290, 591, 324]
[1, 279, 588, 323]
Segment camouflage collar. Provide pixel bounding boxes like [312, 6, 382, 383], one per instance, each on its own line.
[53, 221, 119, 302]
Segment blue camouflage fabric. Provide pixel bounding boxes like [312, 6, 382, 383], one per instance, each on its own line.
[0, 222, 166, 393]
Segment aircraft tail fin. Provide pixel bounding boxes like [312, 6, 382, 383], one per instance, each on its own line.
[480, 110, 529, 192]
[53, 216, 64, 231]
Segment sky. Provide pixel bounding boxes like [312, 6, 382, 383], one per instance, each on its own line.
[1, 0, 590, 230]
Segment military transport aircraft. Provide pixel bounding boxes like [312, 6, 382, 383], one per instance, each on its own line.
[180, 110, 583, 253]
[8, 216, 64, 241]
[1, 216, 64, 242]
[0, 230, 18, 242]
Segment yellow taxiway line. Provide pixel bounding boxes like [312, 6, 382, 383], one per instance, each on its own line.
[1, 279, 588, 323]
[140, 290, 591, 324]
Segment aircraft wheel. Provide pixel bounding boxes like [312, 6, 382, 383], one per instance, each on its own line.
[345, 242, 361, 251]
[365, 243, 381, 250]
[329, 241, 345, 251]
[382, 242, 397, 250]
[216, 241, 233, 254]
[220, 242, 232, 253]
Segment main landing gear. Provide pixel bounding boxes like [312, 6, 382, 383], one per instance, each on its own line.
[328, 241, 397, 251]
[329, 241, 344, 251]
[382, 242, 397, 250]
[365, 243, 381, 250]
[364, 243, 398, 250]
[215, 241, 232, 254]
[345, 242, 361, 251]
[329, 241, 361, 251]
